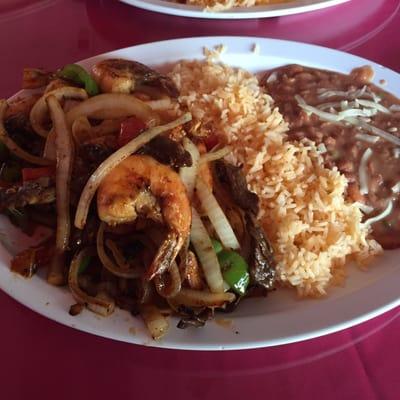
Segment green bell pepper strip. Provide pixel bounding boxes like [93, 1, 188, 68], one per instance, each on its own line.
[58, 64, 99, 96]
[211, 239, 223, 254]
[78, 255, 92, 274]
[217, 249, 250, 296]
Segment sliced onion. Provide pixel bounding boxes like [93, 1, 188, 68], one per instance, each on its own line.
[97, 222, 141, 279]
[66, 93, 159, 128]
[140, 304, 169, 340]
[195, 178, 240, 250]
[179, 137, 200, 199]
[74, 112, 192, 229]
[0, 100, 53, 166]
[394, 148, 400, 159]
[46, 95, 74, 285]
[144, 98, 172, 111]
[43, 129, 56, 161]
[30, 87, 88, 137]
[105, 239, 129, 269]
[68, 247, 115, 316]
[199, 146, 232, 164]
[154, 261, 181, 298]
[170, 288, 235, 308]
[190, 207, 224, 293]
[364, 200, 393, 226]
[72, 116, 92, 144]
[359, 148, 372, 195]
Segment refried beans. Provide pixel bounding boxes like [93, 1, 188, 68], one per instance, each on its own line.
[261, 64, 400, 249]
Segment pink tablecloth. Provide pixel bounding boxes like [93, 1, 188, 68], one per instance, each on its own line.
[0, 0, 399, 398]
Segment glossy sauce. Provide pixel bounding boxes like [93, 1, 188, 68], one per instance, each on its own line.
[262, 65, 400, 249]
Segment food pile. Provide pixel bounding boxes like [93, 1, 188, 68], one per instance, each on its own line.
[2, 45, 398, 339]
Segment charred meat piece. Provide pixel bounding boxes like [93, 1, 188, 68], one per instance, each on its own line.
[139, 136, 192, 169]
[176, 306, 213, 329]
[246, 214, 276, 290]
[214, 160, 259, 215]
[5, 113, 44, 157]
[0, 181, 55, 212]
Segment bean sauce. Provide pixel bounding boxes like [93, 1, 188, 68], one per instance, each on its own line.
[261, 65, 400, 249]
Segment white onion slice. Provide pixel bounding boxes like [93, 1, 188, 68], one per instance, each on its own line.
[364, 200, 393, 226]
[195, 178, 240, 250]
[394, 148, 400, 159]
[190, 207, 224, 293]
[199, 146, 231, 164]
[68, 247, 115, 316]
[170, 288, 235, 308]
[359, 148, 372, 195]
[140, 304, 169, 340]
[179, 137, 200, 199]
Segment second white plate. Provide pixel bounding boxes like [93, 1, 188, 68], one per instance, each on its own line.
[119, 0, 350, 19]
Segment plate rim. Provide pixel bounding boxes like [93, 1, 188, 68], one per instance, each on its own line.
[2, 36, 400, 351]
[118, 0, 351, 19]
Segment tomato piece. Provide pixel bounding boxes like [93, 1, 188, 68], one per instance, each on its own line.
[22, 167, 55, 182]
[203, 134, 219, 151]
[118, 117, 147, 147]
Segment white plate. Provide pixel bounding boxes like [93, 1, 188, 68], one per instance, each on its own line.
[119, 0, 350, 19]
[1, 36, 399, 350]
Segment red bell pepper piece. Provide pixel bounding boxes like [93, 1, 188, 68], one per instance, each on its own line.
[117, 117, 147, 147]
[22, 167, 55, 182]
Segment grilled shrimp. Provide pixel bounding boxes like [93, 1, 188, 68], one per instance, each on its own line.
[97, 155, 191, 279]
[92, 59, 179, 98]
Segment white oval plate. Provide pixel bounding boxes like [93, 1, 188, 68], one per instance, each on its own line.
[1, 37, 399, 350]
[119, 0, 350, 19]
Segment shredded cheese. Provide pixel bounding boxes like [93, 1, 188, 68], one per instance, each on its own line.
[355, 133, 380, 144]
[266, 71, 277, 84]
[359, 148, 372, 195]
[356, 99, 391, 114]
[356, 202, 374, 214]
[364, 200, 393, 226]
[391, 182, 400, 193]
[317, 143, 327, 154]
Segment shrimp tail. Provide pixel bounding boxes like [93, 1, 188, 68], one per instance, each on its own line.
[146, 231, 182, 280]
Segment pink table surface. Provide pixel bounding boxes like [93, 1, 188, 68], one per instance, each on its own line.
[0, 0, 399, 399]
